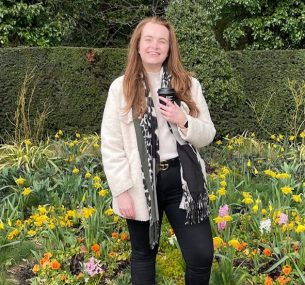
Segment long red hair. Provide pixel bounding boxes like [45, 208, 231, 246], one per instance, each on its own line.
[123, 17, 199, 117]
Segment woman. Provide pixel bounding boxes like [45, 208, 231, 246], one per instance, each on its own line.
[101, 16, 216, 285]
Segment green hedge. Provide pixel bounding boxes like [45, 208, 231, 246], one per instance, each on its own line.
[1, 47, 305, 140]
[0, 47, 126, 139]
[227, 50, 305, 136]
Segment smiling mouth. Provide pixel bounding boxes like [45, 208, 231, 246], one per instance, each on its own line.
[148, 52, 159, 56]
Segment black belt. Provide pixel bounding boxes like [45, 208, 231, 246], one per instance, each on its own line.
[159, 157, 179, 171]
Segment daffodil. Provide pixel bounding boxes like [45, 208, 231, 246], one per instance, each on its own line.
[72, 168, 80, 175]
[16, 177, 26, 186]
[217, 188, 226, 196]
[281, 186, 293, 195]
[292, 194, 302, 203]
[98, 189, 108, 196]
[209, 194, 216, 201]
[295, 224, 305, 233]
[105, 208, 114, 216]
[22, 187, 32, 196]
[85, 172, 91, 179]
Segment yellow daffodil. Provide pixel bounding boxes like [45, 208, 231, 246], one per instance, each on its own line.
[213, 216, 223, 223]
[82, 207, 96, 218]
[22, 187, 32, 196]
[295, 224, 305, 233]
[93, 175, 101, 183]
[220, 180, 227, 187]
[76, 133, 81, 138]
[0, 221, 5, 230]
[292, 195, 302, 203]
[223, 215, 233, 222]
[215, 140, 222, 145]
[58, 130, 63, 135]
[276, 173, 290, 179]
[85, 172, 91, 179]
[228, 239, 239, 249]
[98, 189, 108, 196]
[242, 197, 253, 204]
[24, 139, 32, 146]
[209, 194, 216, 201]
[264, 169, 277, 178]
[72, 168, 80, 175]
[252, 204, 259, 213]
[105, 208, 114, 216]
[289, 135, 295, 141]
[16, 177, 26, 186]
[246, 160, 251, 167]
[221, 167, 230, 175]
[217, 188, 226, 196]
[281, 186, 293, 195]
[93, 182, 101, 189]
[27, 230, 37, 236]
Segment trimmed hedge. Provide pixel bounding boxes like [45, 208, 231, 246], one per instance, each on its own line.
[227, 50, 305, 136]
[0, 47, 126, 139]
[1, 47, 305, 139]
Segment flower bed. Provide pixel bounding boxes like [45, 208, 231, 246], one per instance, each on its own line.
[0, 131, 304, 284]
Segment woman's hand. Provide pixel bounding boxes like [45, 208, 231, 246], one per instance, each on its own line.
[159, 97, 187, 128]
[117, 191, 135, 219]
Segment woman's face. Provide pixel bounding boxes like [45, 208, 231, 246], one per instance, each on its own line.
[138, 22, 170, 73]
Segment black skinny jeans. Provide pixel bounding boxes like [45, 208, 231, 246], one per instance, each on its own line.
[126, 161, 214, 285]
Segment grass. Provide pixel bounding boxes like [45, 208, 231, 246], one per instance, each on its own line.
[0, 241, 37, 285]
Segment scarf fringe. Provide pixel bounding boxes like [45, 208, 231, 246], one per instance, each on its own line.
[184, 192, 210, 225]
[149, 220, 160, 249]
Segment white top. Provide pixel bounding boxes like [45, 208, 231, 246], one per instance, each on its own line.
[147, 72, 178, 161]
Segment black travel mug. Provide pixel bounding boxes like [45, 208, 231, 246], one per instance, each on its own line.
[157, 70, 176, 105]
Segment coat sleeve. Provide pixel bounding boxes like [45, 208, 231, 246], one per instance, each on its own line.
[100, 79, 133, 197]
[178, 78, 216, 148]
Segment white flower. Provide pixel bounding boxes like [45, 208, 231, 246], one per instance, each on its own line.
[259, 219, 271, 234]
[168, 234, 177, 246]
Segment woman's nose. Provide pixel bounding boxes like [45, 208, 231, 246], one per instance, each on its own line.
[150, 40, 159, 49]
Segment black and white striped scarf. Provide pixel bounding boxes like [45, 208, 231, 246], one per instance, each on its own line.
[133, 71, 209, 248]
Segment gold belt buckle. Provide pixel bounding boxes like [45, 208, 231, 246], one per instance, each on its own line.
[160, 162, 169, 171]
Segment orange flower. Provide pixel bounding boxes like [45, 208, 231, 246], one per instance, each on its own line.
[77, 272, 84, 280]
[282, 265, 292, 276]
[32, 264, 40, 273]
[264, 276, 273, 285]
[60, 275, 67, 281]
[237, 242, 248, 251]
[108, 251, 116, 258]
[276, 276, 291, 285]
[50, 259, 61, 270]
[263, 248, 272, 257]
[111, 232, 118, 239]
[91, 243, 100, 252]
[120, 232, 128, 241]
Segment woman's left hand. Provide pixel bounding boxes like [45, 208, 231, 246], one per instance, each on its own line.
[159, 96, 187, 128]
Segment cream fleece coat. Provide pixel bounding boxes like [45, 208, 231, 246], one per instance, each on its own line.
[101, 75, 216, 221]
